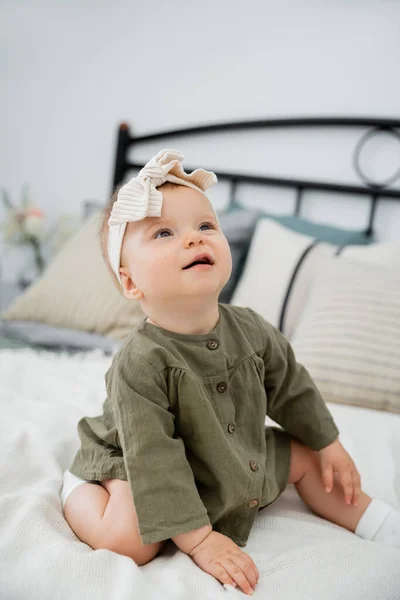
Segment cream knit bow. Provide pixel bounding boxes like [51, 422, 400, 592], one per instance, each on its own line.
[107, 149, 218, 286]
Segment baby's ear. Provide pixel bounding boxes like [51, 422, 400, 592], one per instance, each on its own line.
[120, 268, 144, 301]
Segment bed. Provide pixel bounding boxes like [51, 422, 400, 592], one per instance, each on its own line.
[1, 117, 400, 600]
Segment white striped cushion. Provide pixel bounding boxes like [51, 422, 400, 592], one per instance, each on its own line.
[291, 257, 400, 413]
[231, 218, 400, 341]
[230, 219, 340, 339]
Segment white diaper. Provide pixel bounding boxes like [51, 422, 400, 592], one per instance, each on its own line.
[60, 470, 99, 508]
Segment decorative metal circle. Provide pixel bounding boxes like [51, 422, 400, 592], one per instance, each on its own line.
[353, 126, 400, 189]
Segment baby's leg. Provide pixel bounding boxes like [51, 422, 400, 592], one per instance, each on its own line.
[62, 474, 167, 565]
[287, 439, 372, 532]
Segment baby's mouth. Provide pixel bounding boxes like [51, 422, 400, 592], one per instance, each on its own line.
[183, 254, 215, 270]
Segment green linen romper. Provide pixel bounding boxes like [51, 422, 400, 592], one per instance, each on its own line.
[69, 303, 339, 547]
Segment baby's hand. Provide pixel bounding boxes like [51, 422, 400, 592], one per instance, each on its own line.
[319, 438, 362, 507]
[188, 530, 259, 595]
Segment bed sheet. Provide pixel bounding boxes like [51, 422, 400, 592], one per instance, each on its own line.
[0, 347, 399, 600]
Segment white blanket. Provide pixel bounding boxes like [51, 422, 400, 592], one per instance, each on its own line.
[1, 348, 399, 600]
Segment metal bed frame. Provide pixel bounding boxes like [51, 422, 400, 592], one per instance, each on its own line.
[111, 117, 400, 238]
[110, 117, 400, 332]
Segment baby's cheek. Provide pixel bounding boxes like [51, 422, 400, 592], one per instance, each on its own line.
[147, 257, 175, 290]
[220, 240, 233, 279]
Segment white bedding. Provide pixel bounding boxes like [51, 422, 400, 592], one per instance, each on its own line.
[1, 347, 399, 600]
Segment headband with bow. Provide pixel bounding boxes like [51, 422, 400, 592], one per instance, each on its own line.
[107, 149, 218, 286]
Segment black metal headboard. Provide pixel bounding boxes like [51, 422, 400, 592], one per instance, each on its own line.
[111, 117, 400, 237]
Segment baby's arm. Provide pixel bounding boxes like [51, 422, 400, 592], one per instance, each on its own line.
[108, 349, 259, 595]
[249, 308, 339, 451]
[107, 350, 211, 546]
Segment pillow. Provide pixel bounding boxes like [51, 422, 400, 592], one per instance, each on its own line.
[262, 213, 373, 245]
[227, 199, 375, 245]
[220, 206, 374, 303]
[2, 212, 146, 341]
[230, 218, 399, 341]
[290, 257, 400, 414]
[0, 321, 121, 355]
[217, 209, 262, 303]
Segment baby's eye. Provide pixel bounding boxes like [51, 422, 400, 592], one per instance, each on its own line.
[199, 222, 216, 231]
[154, 229, 172, 239]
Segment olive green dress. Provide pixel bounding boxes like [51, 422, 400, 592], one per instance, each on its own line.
[69, 304, 339, 547]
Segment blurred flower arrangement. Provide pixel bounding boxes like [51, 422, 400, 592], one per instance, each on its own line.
[1, 184, 81, 288]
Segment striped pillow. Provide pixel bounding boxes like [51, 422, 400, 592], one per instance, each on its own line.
[230, 219, 340, 340]
[231, 218, 399, 341]
[291, 257, 400, 413]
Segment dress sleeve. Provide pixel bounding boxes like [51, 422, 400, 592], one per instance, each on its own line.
[248, 308, 339, 451]
[106, 350, 210, 545]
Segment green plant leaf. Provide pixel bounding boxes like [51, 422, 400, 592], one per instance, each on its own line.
[1, 189, 14, 210]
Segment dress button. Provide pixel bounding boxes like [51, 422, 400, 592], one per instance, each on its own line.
[227, 423, 236, 434]
[248, 499, 259, 509]
[216, 382, 227, 393]
[207, 339, 219, 350]
[249, 460, 258, 472]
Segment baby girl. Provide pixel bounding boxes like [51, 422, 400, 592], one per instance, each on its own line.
[61, 150, 400, 596]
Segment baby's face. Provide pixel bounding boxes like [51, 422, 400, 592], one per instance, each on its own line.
[119, 185, 232, 305]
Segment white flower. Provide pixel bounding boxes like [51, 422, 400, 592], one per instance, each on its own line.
[23, 213, 45, 238]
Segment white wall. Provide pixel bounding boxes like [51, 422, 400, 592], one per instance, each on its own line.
[1, 0, 400, 280]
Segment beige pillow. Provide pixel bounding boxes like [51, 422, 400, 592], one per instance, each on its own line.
[291, 256, 400, 414]
[2, 212, 145, 340]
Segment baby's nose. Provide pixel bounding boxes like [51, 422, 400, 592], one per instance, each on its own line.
[185, 230, 205, 247]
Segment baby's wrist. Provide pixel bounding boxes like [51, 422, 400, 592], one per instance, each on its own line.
[172, 523, 212, 555]
[188, 528, 213, 556]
